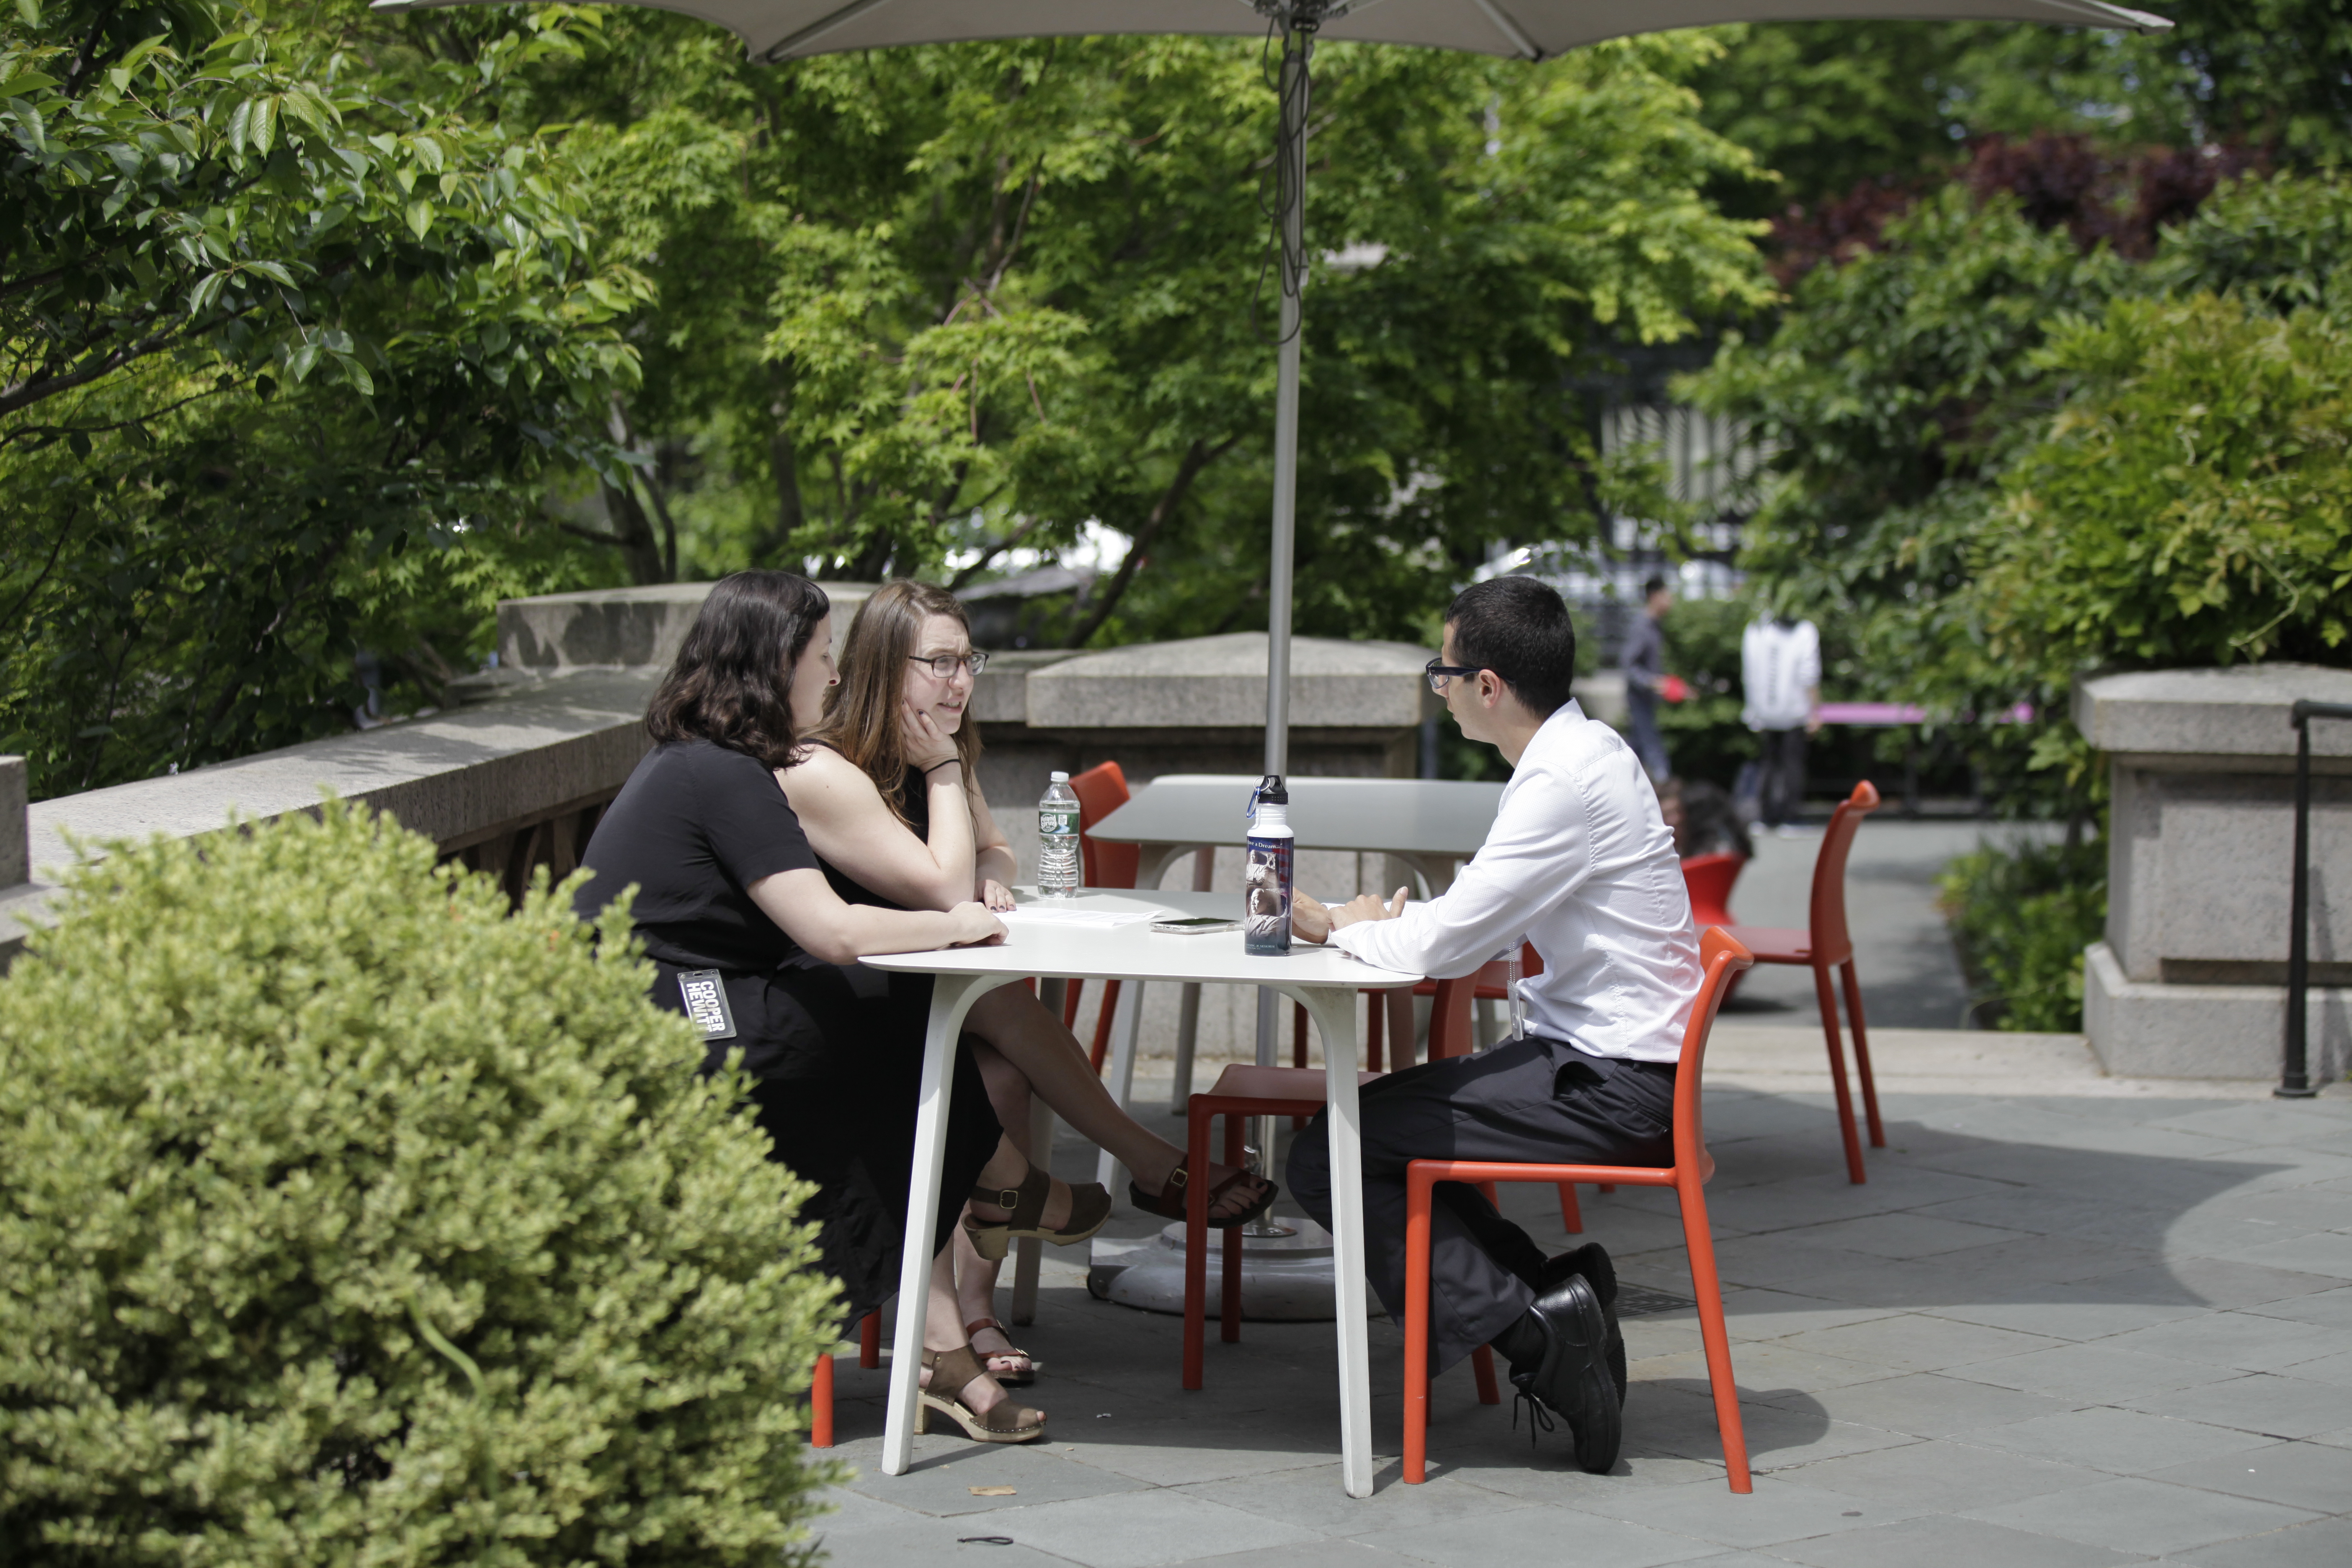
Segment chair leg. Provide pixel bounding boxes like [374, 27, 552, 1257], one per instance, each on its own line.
[1814, 962, 1867, 1184]
[811, 1349, 836, 1448]
[1558, 1183, 1583, 1235]
[1222, 1112, 1246, 1343]
[1088, 980, 1121, 1075]
[1677, 1178, 1751, 1493]
[1064, 977, 1084, 1030]
[1366, 991, 1385, 1073]
[1403, 1169, 1434, 1484]
[1471, 1344, 1501, 1406]
[859, 1311, 881, 1369]
[1183, 1102, 1212, 1390]
[1842, 961, 1885, 1148]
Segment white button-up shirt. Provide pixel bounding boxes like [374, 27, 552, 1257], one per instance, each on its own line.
[1329, 701, 1701, 1063]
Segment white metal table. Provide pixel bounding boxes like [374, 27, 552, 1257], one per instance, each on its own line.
[860, 887, 1419, 1498]
[1087, 775, 1506, 1104]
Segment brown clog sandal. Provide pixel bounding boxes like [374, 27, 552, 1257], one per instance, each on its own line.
[1129, 1156, 1279, 1230]
[966, 1317, 1040, 1385]
[918, 1345, 1047, 1443]
[963, 1166, 1113, 1262]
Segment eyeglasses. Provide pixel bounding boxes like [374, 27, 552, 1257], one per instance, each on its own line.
[1425, 659, 1482, 695]
[908, 650, 988, 680]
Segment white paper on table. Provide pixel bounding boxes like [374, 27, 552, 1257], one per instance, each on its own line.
[996, 905, 1168, 930]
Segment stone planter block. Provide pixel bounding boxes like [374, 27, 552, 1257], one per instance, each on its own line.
[2076, 663, 2352, 1081]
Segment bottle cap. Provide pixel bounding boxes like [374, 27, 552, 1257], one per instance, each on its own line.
[1245, 774, 1287, 818]
[1050, 771, 1070, 782]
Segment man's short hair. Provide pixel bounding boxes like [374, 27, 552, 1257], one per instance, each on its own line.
[1643, 575, 1669, 600]
[1444, 576, 1578, 717]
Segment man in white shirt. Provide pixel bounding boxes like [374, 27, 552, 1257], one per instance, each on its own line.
[1740, 614, 1821, 833]
[1287, 575, 1701, 1475]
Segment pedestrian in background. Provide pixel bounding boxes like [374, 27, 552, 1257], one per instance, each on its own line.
[1621, 575, 1673, 783]
[1741, 613, 1821, 836]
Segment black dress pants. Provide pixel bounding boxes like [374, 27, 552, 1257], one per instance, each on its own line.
[1287, 1033, 1676, 1374]
[1758, 726, 1808, 828]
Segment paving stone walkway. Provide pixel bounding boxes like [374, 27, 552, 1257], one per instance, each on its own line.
[810, 1057, 2352, 1568]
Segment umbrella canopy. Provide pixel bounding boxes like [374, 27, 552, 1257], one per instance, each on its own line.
[379, 0, 2169, 775]
[384, 0, 2171, 66]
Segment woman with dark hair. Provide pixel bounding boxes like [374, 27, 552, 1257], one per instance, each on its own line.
[780, 579, 1276, 1383]
[574, 570, 1086, 1443]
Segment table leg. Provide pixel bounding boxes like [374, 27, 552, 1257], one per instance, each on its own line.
[1135, 841, 1201, 893]
[1093, 976, 1146, 1194]
[1168, 846, 1217, 1114]
[883, 971, 1018, 1478]
[1295, 982, 1375, 1498]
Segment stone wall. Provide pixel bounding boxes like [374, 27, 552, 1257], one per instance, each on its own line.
[2075, 664, 2352, 1080]
[2, 582, 1439, 1078]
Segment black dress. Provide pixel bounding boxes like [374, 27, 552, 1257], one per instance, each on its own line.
[575, 738, 1000, 1319]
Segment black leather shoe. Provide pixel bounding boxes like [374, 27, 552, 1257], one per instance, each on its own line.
[1509, 1271, 1622, 1474]
[1540, 1244, 1626, 1408]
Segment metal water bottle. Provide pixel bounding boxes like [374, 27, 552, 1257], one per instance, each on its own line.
[1243, 774, 1293, 956]
[1037, 771, 1081, 896]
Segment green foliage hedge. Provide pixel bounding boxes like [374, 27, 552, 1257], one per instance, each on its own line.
[0, 802, 841, 1566]
[1938, 837, 2107, 1033]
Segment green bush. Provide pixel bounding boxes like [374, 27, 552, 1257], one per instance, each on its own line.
[1937, 836, 2107, 1033]
[0, 801, 842, 1566]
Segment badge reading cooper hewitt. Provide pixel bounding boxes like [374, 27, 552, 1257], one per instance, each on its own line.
[677, 970, 737, 1040]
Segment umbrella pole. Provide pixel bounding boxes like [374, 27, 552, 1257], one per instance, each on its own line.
[1251, 25, 1313, 1210]
[1264, 26, 1311, 781]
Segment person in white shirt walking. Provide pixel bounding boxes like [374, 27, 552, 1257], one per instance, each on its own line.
[1740, 614, 1821, 834]
[1286, 575, 1701, 1476]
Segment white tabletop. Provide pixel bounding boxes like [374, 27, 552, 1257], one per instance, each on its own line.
[1087, 774, 1504, 857]
[860, 887, 1420, 989]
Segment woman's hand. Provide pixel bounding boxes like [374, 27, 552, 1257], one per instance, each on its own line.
[948, 901, 1006, 946]
[901, 698, 960, 773]
[978, 877, 1016, 913]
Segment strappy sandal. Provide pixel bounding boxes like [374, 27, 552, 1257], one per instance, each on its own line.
[963, 1166, 1113, 1262]
[1129, 1156, 1279, 1230]
[918, 1345, 1047, 1443]
[966, 1317, 1040, 1385]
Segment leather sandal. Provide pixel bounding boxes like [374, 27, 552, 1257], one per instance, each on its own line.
[963, 1166, 1113, 1262]
[1129, 1156, 1279, 1230]
[918, 1345, 1047, 1443]
[966, 1317, 1040, 1385]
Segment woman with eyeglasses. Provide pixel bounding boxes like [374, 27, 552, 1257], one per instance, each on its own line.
[781, 580, 1277, 1386]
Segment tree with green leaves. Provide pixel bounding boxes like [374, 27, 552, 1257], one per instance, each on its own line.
[0, 0, 647, 797]
[515, 17, 1774, 646]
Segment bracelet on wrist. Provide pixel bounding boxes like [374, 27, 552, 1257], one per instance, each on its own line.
[924, 758, 962, 776]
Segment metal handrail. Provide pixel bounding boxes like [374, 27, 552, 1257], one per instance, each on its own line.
[2281, 700, 2352, 1098]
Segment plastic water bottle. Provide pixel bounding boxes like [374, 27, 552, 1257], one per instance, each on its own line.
[1243, 775, 1293, 956]
[1037, 771, 1082, 896]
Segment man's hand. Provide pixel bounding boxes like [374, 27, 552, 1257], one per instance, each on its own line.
[1293, 887, 1409, 944]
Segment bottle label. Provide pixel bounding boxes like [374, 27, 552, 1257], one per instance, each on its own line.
[1243, 834, 1292, 954]
[1039, 806, 1076, 836]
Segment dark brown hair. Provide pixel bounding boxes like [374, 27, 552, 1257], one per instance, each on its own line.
[813, 580, 983, 825]
[645, 571, 831, 767]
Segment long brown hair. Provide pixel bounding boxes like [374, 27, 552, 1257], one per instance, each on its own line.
[645, 571, 830, 768]
[814, 580, 983, 825]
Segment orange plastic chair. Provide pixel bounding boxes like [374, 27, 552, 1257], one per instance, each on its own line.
[1680, 852, 1746, 930]
[810, 1311, 883, 1449]
[1404, 928, 1757, 1493]
[1722, 780, 1884, 1184]
[1174, 1064, 1450, 1392]
[1065, 761, 1140, 1071]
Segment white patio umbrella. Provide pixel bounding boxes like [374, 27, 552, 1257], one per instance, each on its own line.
[382, 0, 2170, 775]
